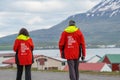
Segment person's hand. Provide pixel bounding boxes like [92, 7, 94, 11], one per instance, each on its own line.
[81, 56, 85, 61]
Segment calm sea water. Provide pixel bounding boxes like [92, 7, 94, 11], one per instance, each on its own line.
[0, 48, 120, 60]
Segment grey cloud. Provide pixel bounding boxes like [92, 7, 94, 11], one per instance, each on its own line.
[89, 0, 102, 2]
[0, 0, 101, 37]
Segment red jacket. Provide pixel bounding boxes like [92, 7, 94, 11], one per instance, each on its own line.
[13, 34, 34, 65]
[59, 26, 86, 60]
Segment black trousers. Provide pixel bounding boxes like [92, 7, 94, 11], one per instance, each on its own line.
[67, 59, 79, 80]
[16, 64, 32, 80]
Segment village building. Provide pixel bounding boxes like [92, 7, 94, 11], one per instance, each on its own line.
[2, 57, 15, 67]
[63, 63, 112, 72]
[87, 55, 101, 63]
[99, 54, 120, 71]
[32, 55, 66, 70]
[1, 54, 67, 70]
[2, 53, 119, 72]
[0, 53, 15, 67]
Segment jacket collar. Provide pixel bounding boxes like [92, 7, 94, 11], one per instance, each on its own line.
[64, 26, 78, 33]
[17, 34, 30, 40]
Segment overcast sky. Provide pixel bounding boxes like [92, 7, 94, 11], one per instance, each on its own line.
[0, 0, 101, 37]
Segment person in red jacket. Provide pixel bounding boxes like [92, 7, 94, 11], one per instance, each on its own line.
[13, 28, 34, 80]
[59, 20, 86, 80]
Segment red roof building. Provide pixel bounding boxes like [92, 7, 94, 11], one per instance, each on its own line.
[1, 54, 67, 70]
[2, 57, 15, 64]
[63, 63, 112, 72]
[99, 54, 120, 71]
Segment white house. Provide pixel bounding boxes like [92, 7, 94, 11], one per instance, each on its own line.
[87, 55, 101, 63]
[100, 63, 112, 72]
[32, 55, 67, 70]
[1, 54, 67, 70]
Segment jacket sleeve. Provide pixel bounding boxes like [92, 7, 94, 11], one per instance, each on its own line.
[58, 32, 66, 58]
[79, 31, 86, 57]
[13, 39, 19, 52]
[29, 38, 34, 63]
[29, 38, 34, 51]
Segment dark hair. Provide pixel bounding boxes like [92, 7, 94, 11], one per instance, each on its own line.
[69, 20, 75, 26]
[18, 28, 30, 36]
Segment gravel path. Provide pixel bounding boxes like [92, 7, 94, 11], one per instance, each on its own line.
[0, 69, 119, 80]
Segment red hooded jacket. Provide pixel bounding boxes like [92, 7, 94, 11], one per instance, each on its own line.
[59, 26, 86, 60]
[13, 34, 34, 65]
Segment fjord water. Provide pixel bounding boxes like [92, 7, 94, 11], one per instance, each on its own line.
[0, 48, 120, 60]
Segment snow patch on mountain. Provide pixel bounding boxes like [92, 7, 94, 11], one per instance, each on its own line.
[86, 0, 120, 17]
[99, 1, 120, 11]
[110, 9, 119, 17]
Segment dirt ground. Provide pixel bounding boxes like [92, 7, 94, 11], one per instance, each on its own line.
[0, 69, 119, 80]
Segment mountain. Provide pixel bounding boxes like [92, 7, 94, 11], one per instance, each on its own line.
[0, 0, 120, 49]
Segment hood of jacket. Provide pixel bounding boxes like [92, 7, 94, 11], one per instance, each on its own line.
[64, 26, 78, 33]
[17, 34, 30, 41]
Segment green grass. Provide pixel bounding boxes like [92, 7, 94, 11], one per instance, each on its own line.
[80, 70, 120, 76]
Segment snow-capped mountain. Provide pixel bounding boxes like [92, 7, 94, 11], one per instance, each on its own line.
[1, 0, 120, 49]
[87, 0, 120, 17]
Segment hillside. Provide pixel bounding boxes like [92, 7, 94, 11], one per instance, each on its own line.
[0, 0, 120, 49]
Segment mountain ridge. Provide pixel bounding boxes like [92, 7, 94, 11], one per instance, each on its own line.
[0, 0, 120, 49]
